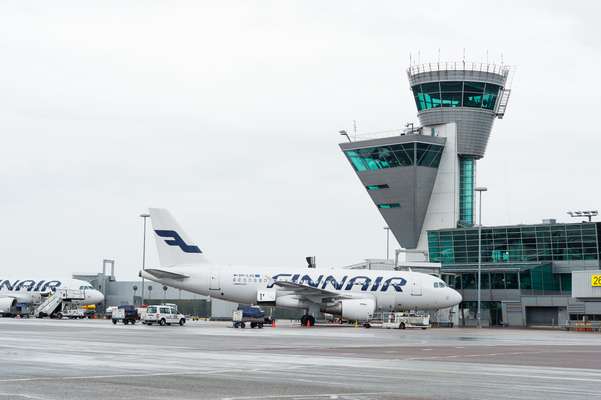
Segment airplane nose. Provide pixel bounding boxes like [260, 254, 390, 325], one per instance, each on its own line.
[91, 290, 104, 304]
[451, 289, 462, 306]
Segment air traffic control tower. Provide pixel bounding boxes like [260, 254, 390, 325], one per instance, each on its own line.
[340, 62, 511, 257]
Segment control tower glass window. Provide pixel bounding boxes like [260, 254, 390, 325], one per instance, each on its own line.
[344, 143, 443, 172]
[412, 81, 502, 111]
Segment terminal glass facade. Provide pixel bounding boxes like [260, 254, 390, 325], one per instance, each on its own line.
[458, 157, 474, 226]
[428, 222, 600, 265]
[412, 81, 501, 111]
[344, 142, 443, 172]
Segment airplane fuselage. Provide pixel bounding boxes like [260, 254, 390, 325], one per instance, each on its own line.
[142, 265, 461, 312]
[0, 278, 104, 306]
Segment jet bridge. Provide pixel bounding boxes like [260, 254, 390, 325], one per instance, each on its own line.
[34, 289, 85, 318]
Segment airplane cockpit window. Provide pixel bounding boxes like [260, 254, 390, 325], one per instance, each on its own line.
[79, 285, 93, 290]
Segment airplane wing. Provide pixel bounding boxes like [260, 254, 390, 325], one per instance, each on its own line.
[143, 268, 189, 280]
[273, 281, 354, 301]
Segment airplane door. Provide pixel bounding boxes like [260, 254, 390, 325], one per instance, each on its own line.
[411, 281, 422, 296]
[209, 270, 220, 290]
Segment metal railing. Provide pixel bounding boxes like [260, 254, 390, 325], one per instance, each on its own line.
[407, 61, 511, 78]
[349, 127, 424, 142]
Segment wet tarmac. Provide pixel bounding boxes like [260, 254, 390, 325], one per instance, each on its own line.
[1, 319, 600, 399]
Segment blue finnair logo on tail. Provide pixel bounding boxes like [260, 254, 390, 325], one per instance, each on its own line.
[155, 230, 202, 253]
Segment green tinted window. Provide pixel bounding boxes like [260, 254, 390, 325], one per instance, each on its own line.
[428, 223, 598, 266]
[378, 203, 400, 209]
[346, 142, 443, 171]
[462, 273, 476, 289]
[505, 272, 518, 289]
[440, 82, 463, 92]
[482, 84, 500, 110]
[412, 81, 501, 111]
[389, 143, 415, 166]
[344, 150, 367, 172]
[366, 184, 389, 191]
[416, 143, 444, 167]
[459, 157, 475, 226]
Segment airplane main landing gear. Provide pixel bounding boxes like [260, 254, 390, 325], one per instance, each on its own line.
[300, 315, 315, 327]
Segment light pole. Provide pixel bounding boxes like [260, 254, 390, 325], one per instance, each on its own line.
[140, 213, 150, 305]
[475, 187, 488, 328]
[384, 227, 391, 261]
[132, 285, 138, 305]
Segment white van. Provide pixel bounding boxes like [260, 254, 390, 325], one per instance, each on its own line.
[143, 305, 186, 326]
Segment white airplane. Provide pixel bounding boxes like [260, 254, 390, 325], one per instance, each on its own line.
[141, 209, 462, 326]
[0, 278, 105, 317]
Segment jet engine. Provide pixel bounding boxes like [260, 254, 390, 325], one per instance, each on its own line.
[0, 297, 17, 314]
[321, 298, 376, 321]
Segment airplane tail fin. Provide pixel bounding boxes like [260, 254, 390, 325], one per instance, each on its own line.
[149, 208, 211, 267]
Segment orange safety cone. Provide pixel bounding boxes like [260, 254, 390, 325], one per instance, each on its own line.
[271, 319, 276, 328]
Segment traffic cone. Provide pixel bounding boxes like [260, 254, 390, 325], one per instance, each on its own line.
[271, 319, 276, 328]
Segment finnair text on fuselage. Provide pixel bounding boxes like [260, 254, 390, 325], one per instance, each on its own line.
[267, 273, 406, 292]
[0, 279, 62, 292]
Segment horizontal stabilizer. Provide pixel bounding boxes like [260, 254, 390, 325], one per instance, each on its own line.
[144, 268, 189, 280]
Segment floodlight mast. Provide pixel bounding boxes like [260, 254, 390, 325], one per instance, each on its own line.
[567, 210, 598, 223]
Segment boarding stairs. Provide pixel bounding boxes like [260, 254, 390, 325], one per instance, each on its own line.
[34, 289, 85, 318]
[495, 88, 511, 118]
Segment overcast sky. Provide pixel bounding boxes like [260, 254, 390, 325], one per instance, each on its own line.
[1, 1, 600, 280]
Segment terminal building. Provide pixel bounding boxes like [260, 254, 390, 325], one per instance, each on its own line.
[340, 62, 601, 326]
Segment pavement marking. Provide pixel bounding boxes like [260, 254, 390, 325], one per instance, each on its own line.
[0, 393, 51, 400]
[221, 392, 393, 400]
[0, 368, 242, 383]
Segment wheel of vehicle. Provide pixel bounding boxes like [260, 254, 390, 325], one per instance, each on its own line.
[112, 319, 117, 325]
[233, 322, 239, 328]
[56, 313, 63, 320]
[308, 315, 316, 326]
[399, 322, 406, 330]
[167, 323, 171, 326]
[147, 322, 153, 326]
[421, 327, 427, 330]
[240, 322, 246, 329]
[131, 320, 136, 325]
[179, 318, 185, 326]
[123, 320, 129, 325]
[258, 322, 264, 329]
[250, 322, 257, 329]
[363, 323, 371, 329]
[300, 315, 308, 326]
[159, 318, 166, 326]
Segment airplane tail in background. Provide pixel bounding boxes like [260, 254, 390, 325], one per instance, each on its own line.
[149, 208, 211, 267]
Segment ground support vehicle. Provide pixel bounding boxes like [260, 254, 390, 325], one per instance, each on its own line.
[112, 305, 139, 325]
[143, 305, 186, 326]
[232, 306, 265, 329]
[381, 312, 431, 329]
[62, 305, 85, 319]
